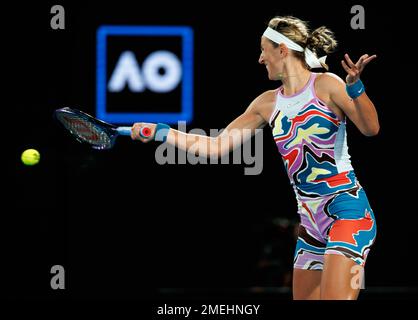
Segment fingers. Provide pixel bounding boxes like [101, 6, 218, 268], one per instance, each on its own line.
[341, 60, 357, 77]
[344, 53, 357, 68]
[343, 53, 377, 78]
[356, 54, 368, 68]
[362, 54, 377, 66]
[131, 123, 140, 140]
[343, 54, 360, 78]
[354, 54, 377, 69]
[131, 123, 152, 143]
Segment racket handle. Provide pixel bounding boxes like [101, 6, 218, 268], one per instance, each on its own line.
[139, 127, 152, 138]
[116, 126, 152, 138]
[116, 127, 133, 136]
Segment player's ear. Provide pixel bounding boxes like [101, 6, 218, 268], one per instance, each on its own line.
[278, 43, 289, 58]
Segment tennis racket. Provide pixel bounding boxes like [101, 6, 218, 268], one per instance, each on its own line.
[54, 107, 151, 150]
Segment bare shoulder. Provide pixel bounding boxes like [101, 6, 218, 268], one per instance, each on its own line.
[248, 89, 277, 122]
[252, 89, 277, 104]
[315, 72, 345, 93]
[314, 72, 347, 120]
[249, 89, 277, 111]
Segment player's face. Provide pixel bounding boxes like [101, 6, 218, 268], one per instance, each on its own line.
[258, 37, 283, 80]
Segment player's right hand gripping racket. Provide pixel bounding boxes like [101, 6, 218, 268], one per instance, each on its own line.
[54, 107, 151, 150]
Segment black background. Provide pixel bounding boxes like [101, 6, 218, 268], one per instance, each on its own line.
[4, 0, 418, 303]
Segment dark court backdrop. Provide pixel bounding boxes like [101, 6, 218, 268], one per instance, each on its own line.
[4, 0, 418, 300]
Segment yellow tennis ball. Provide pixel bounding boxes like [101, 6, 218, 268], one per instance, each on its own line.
[21, 149, 40, 166]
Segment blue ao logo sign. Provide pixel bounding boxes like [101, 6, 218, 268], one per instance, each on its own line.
[96, 26, 194, 124]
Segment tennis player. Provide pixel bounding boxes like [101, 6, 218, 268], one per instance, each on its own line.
[131, 16, 379, 300]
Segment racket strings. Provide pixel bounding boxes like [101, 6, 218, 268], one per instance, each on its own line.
[60, 114, 112, 147]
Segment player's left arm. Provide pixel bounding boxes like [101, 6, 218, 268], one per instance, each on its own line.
[328, 54, 380, 136]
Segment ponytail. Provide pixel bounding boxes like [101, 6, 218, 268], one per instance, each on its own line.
[306, 26, 338, 70]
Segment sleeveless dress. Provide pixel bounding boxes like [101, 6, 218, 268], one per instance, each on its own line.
[269, 72, 376, 270]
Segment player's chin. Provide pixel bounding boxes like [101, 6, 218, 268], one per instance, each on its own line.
[266, 70, 275, 80]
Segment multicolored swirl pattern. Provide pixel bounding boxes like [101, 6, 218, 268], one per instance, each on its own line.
[270, 73, 376, 269]
[270, 94, 355, 195]
[293, 183, 376, 269]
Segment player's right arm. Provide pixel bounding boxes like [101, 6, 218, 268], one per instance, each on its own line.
[131, 90, 274, 158]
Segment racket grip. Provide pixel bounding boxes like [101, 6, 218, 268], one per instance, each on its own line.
[116, 126, 152, 138]
[116, 127, 133, 136]
[139, 127, 152, 139]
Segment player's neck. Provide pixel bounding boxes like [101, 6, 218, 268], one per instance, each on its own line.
[280, 65, 311, 96]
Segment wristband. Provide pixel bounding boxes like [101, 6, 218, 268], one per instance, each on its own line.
[154, 123, 171, 142]
[346, 79, 365, 99]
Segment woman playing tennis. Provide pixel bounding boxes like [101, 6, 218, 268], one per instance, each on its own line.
[131, 16, 379, 300]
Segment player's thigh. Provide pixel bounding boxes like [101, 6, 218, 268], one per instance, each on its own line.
[293, 269, 322, 300]
[320, 254, 361, 300]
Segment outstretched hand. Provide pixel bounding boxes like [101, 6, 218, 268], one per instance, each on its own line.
[341, 53, 377, 85]
[131, 122, 156, 143]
